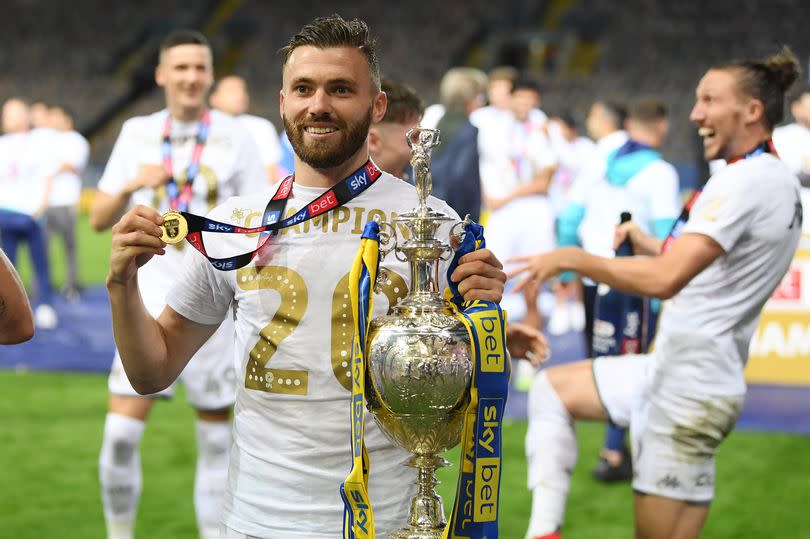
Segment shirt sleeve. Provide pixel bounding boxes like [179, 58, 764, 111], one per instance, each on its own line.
[682, 165, 757, 252]
[165, 241, 234, 325]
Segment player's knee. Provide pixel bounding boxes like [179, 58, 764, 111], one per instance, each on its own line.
[195, 419, 231, 463]
[101, 414, 145, 467]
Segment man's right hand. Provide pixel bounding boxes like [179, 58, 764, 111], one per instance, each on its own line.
[108, 205, 166, 286]
[614, 221, 662, 256]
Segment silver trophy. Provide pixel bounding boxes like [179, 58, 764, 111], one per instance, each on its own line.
[366, 128, 473, 538]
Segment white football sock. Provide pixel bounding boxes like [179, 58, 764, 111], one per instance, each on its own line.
[99, 413, 145, 539]
[525, 372, 577, 537]
[194, 418, 232, 539]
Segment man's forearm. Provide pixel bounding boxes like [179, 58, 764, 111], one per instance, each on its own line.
[630, 229, 664, 256]
[0, 250, 34, 344]
[562, 248, 677, 299]
[107, 279, 174, 393]
[90, 185, 136, 231]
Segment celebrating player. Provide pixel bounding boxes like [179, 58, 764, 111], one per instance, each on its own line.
[105, 16, 507, 538]
[513, 47, 803, 539]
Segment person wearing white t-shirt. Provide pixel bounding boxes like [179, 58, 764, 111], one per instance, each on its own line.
[102, 16, 512, 538]
[564, 98, 681, 482]
[0, 98, 60, 329]
[482, 79, 555, 330]
[512, 48, 803, 539]
[544, 113, 595, 336]
[39, 105, 89, 299]
[773, 83, 810, 188]
[556, 100, 628, 355]
[90, 31, 266, 539]
[210, 75, 282, 184]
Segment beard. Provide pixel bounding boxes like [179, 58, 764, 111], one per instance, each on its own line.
[283, 107, 372, 170]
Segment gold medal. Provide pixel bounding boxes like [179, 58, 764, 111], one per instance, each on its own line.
[160, 210, 188, 244]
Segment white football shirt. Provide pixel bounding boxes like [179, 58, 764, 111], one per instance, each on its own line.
[654, 153, 802, 394]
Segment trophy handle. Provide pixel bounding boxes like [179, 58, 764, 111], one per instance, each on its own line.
[449, 215, 472, 252]
[377, 222, 398, 259]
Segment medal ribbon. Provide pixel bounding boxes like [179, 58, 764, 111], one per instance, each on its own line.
[162, 109, 211, 212]
[175, 160, 382, 271]
[341, 220, 380, 539]
[442, 220, 509, 539]
[661, 139, 776, 252]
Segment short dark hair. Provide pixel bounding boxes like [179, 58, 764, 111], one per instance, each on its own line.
[628, 97, 668, 124]
[159, 29, 210, 57]
[379, 79, 423, 124]
[281, 15, 380, 89]
[715, 45, 801, 131]
[511, 78, 541, 95]
[556, 109, 579, 130]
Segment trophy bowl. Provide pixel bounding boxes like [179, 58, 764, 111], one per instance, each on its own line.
[365, 310, 472, 457]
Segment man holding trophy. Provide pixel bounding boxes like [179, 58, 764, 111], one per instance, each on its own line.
[105, 15, 543, 538]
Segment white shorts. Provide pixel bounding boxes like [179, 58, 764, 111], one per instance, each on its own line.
[593, 354, 744, 503]
[108, 316, 237, 411]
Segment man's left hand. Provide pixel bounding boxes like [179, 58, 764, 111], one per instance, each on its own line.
[450, 248, 506, 303]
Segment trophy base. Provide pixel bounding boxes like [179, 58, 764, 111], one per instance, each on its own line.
[387, 527, 445, 539]
[386, 455, 449, 539]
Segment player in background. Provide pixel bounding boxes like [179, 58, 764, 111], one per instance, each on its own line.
[564, 98, 681, 482]
[368, 78, 424, 180]
[210, 74, 282, 184]
[544, 112, 595, 336]
[481, 79, 556, 390]
[90, 30, 266, 539]
[38, 105, 89, 300]
[773, 82, 810, 223]
[773, 83, 810, 187]
[514, 46, 802, 539]
[555, 100, 627, 359]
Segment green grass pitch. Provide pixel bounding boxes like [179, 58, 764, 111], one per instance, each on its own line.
[1, 370, 808, 538]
